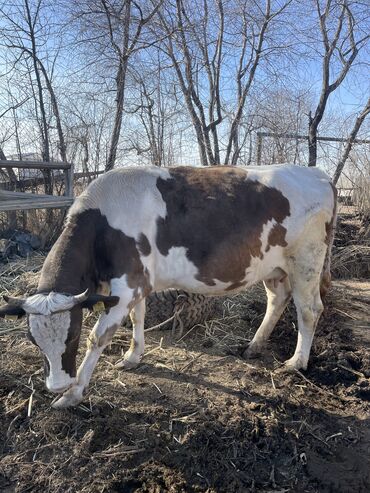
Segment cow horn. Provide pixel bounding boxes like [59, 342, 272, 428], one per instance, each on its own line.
[0, 302, 26, 318]
[3, 295, 26, 306]
[73, 289, 89, 304]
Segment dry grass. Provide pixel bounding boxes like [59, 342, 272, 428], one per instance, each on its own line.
[353, 170, 370, 219]
[332, 245, 370, 279]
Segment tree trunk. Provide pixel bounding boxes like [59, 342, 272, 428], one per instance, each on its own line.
[333, 97, 370, 185]
[106, 59, 128, 171]
[308, 119, 318, 167]
[39, 63, 67, 162]
[25, 0, 52, 195]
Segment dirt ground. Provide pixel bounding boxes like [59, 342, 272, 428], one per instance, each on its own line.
[0, 211, 369, 493]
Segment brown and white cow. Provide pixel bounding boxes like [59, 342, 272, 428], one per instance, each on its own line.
[0, 165, 336, 408]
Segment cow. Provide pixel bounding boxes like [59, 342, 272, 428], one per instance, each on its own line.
[0, 165, 337, 408]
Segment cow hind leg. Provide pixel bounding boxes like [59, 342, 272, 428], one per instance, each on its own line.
[243, 276, 291, 359]
[116, 299, 146, 369]
[284, 243, 326, 371]
[284, 279, 323, 371]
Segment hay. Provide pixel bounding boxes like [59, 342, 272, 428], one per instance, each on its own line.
[332, 245, 370, 279]
[328, 280, 370, 322]
[0, 255, 44, 334]
[0, 253, 43, 296]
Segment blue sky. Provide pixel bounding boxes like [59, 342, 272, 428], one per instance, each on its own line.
[0, 0, 369, 170]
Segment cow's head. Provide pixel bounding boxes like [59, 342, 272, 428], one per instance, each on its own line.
[0, 291, 119, 393]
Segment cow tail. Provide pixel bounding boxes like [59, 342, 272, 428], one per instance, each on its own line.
[320, 183, 337, 298]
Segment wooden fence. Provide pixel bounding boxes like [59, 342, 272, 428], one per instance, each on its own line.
[0, 160, 74, 211]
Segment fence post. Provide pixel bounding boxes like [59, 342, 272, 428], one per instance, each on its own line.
[64, 163, 74, 198]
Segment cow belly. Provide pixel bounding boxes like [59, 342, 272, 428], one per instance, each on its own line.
[153, 245, 287, 295]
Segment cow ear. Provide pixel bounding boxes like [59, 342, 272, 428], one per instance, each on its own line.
[0, 302, 26, 320]
[79, 294, 120, 313]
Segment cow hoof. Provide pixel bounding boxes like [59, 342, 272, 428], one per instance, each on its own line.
[115, 358, 140, 370]
[280, 357, 308, 373]
[275, 358, 307, 373]
[242, 342, 262, 360]
[51, 385, 84, 409]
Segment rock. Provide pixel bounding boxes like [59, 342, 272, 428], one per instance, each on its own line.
[0, 239, 17, 258]
[0, 230, 42, 261]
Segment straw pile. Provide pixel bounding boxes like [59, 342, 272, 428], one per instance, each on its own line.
[332, 244, 370, 279]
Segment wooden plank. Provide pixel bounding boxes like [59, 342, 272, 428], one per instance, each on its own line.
[0, 197, 73, 206]
[0, 175, 65, 189]
[0, 190, 52, 199]
[0, 169, 104, 188]
[0, 197, 73, 211]
[0, 195, 73, 204]
[75, 170, 104, 179]
[0, 159, 71, 170]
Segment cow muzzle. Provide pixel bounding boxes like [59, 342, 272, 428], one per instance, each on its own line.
[46, 375, 76, 394]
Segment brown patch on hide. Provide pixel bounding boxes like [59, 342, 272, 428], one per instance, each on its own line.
[87, 324, 119, 350]
[225, 280, 247, 291]
[129, 338, 138, 352]
[97, 324, 119, 348]
[156, 167, 290, 288]
[265, 224, 288, 252]
[320, 271, 331, 299]
[325, 183, 338, 247]
[321, 182, 337, 298]
[137, 234, 151, 256]
[61, 307, 83, 377]
[37, 209, 151, 298]
[128, 269, 152, 311]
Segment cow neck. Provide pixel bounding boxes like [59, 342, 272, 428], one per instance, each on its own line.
[37, 210, 99, 295]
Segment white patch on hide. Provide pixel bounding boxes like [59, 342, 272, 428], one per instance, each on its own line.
[68, 166, 170, 238]
[154, 246, 240, 294]
[23, 292, 77, 315]
[29, 311, 75, 391]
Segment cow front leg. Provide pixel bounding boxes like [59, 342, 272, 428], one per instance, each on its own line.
[116, 299, 146, 369]
[52, 296, 129, 409]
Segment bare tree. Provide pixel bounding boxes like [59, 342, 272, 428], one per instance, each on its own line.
[157, 0, 291, 166]
[256, 88, 312, 164]
[0, 0, 69, 194]
[63, 95, 112, 178]
[125, 55, 184, 167]
[77, 0, 162, 171]
[308, 0, 369, 166]
[157, 0, 226, 166]
[224, 0, 287, 165]
[333, 96, 370, 184]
